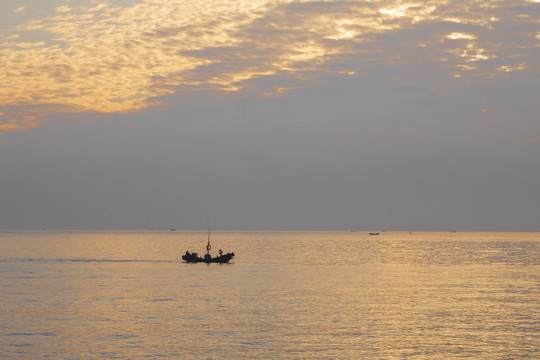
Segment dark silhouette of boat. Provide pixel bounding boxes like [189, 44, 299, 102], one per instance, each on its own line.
[182, 251, 235, 263]
[369, 232, 380, 235]
[182, 230, 235, 263]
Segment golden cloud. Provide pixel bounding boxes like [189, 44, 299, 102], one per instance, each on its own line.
[13, 6, 26, 14]
[0, 0, 537, 133]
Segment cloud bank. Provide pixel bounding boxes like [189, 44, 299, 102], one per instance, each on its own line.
[1, 0, 538, 133]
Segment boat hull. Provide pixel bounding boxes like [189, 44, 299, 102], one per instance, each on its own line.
[182, 252, 235, 263]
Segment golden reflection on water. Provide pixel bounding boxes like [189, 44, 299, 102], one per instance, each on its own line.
[0, 231, 538, 358]
[1, 0, 537, 132]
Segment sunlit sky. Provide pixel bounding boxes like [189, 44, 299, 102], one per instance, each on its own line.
[1, 0, 539, 230]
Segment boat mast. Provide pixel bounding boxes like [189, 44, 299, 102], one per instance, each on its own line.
[206, 228, 211, 255]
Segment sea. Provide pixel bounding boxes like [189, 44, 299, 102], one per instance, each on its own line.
[0, 230, 538, 359]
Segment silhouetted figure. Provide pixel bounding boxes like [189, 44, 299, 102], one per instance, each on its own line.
[219, 249, 223, 256]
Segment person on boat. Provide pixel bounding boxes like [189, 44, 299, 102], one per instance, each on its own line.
[185, 251, 190, 257]
[219, 249, 223, 257]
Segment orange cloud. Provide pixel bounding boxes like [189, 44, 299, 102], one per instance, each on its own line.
[1, 0, 537, 133]
[13, 6, 26, 14]
[0, 108, 46, 134]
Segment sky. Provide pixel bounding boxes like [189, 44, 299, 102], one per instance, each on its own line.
[0, 0, 538, 231]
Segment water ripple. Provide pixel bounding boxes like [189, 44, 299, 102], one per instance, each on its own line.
[0, 258, 176, 264]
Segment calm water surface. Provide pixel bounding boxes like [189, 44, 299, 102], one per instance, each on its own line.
[0, 231, 538, 359]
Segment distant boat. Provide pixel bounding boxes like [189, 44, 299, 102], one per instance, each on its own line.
[170, 228, 176, 231]
[369, 232, 380, 235]
[182, 230, 235, 264]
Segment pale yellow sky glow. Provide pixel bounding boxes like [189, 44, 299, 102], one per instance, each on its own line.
[0, 0, 538, 133]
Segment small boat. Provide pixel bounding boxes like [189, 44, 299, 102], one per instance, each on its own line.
[182, 230, 235, 264]
[182, 251, 235, 263]
[369, 232, 380, 235]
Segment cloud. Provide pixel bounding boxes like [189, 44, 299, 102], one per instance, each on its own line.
[55, 5, 72, 13]
[13, 6, 26, 14]
[0, 0, 538, 133]
[0, 106, 47, 133]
